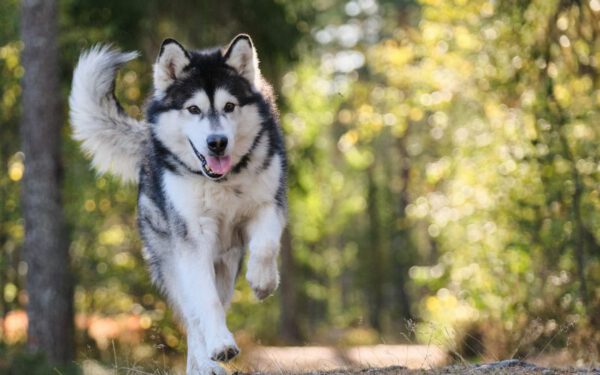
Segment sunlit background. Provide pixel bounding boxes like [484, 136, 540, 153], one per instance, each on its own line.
[1, 0, 600, 372]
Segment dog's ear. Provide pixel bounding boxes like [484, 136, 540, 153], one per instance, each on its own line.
[224, 34, 259, 86]
[153, 38, 190, 92]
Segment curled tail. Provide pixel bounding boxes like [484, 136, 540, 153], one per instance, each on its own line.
[69, 46, 148, 182]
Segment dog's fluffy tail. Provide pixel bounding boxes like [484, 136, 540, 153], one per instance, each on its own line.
[69, 45, 148, 183]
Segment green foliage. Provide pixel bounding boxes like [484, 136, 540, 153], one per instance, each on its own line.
[329, 0, 600, 359]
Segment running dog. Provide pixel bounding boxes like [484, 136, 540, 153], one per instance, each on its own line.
[70, 34, 287, 374]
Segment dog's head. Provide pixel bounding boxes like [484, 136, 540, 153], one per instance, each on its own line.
[148, 35, 264, 180]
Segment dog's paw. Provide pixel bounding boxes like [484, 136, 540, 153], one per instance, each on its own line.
[246, 256, 279, 300]
[211, 345, 240, 363]
[206, 330, 239, 363]
[187, 358, 227, 375]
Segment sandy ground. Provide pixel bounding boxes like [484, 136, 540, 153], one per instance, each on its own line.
[231, 346, 598, 375]
[234, 364, 600, 374]
[80, 345, 600, 374]
[238, 345, 447, 372]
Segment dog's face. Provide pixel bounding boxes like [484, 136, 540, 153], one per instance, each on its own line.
[148, 35, 263, 180]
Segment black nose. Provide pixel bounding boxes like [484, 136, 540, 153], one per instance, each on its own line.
[207, 134, 228, 155]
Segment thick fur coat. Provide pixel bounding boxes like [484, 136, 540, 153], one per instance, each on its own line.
[70, 35, 287, 375]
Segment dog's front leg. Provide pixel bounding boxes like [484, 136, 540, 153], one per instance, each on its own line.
[164, 243, 239, 374]
[185, 328, 225, 375]
[245, 204, 286, 300]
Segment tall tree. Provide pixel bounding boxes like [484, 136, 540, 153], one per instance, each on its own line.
[279, 228, 302, 343]
[20, 0, 73, 364]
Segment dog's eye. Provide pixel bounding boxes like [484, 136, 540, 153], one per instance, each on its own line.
[223, 102, 236, 113]
[187, 105, 201, 115]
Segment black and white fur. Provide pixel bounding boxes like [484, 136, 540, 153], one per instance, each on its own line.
[70, 35, 287, 375]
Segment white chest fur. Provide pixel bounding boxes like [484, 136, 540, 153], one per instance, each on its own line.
[162, 153, 282, 251]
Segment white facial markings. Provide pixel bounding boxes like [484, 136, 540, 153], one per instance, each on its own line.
[185, 87, 240, 158]
[183, 90, 211, 115]
[154, 109, 199, 170]
[181, 90, 222, 161]
[152, 90, 214, 174]
[214, 88, 239, 115]
[228, 103, 263, 165]
[152, 87, 265, 176]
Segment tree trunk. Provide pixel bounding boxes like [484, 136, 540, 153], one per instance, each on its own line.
[366, 166, 384, 330]
[20, 0, 74, 364]
[279, 228, 302, 343]
[392, 134, 413, 322]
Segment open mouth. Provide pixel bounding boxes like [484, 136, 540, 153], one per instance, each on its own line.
[188, 140, 231, 180]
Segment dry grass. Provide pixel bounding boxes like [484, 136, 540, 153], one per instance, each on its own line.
[79, 346, 600, 375]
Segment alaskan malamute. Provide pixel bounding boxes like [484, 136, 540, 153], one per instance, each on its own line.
[69, 35, 287, 374]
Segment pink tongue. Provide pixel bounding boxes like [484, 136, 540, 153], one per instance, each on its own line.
[206, 155, 232, 175]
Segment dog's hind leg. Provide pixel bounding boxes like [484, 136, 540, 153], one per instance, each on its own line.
[214, 246, 244, 308]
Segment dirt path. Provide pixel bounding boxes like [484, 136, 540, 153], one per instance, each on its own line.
[238, 344, 446, 372]
[232, 346, 599, 375]
[79, 346, 599, 374]
[235, 360, 600, 374]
